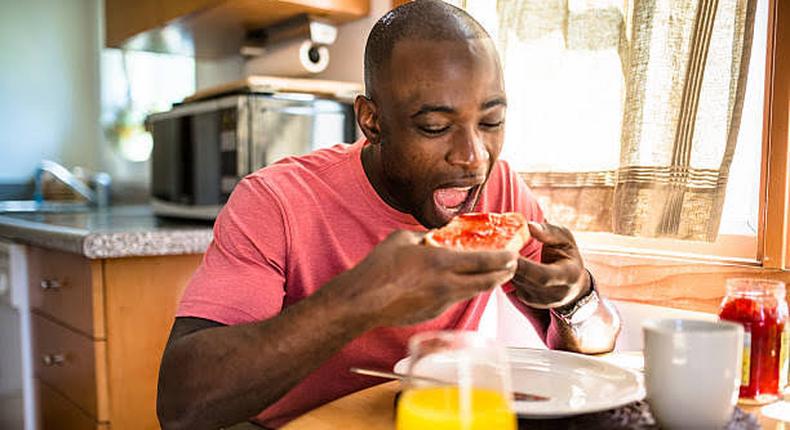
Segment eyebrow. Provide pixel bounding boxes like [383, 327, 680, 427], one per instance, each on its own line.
[482, 97, 507, 110]
[410, 97, 507, 119]
[410, 104, 455, 118]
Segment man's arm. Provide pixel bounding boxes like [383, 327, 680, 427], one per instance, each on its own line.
[157, 230, 519, 430]
[508, 222, 621, 354]
[157, 280, 374, 430]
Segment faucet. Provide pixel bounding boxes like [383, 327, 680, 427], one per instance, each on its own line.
[33, 160, 112, 209]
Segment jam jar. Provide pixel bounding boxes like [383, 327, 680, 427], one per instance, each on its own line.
[719, 279, 789, 404]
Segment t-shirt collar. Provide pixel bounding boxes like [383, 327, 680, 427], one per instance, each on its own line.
[351, 138, 423, 227]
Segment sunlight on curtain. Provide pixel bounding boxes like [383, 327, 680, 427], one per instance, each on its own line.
[459, 0, 760, 241]
[615, 0, 755, 240]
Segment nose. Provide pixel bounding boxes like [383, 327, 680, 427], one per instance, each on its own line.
[446, 127, 489, 169]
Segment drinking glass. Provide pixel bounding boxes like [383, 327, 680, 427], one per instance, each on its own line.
[396, 331, 517, 430]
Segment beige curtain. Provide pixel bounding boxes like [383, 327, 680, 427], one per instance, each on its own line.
[491, 0, 756, 241]
[615, 0, 755, 240]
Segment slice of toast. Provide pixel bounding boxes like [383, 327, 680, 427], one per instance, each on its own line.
[424, 212, 530, 252]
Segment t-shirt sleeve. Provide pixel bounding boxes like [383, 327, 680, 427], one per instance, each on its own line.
[500, 162, 544, 293]
[176, 176, 288, 326]
[495, 162, 557, 344]
[514, 172, 544, 261]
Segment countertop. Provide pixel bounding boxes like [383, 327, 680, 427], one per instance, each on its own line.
[0, 205, 214, 258]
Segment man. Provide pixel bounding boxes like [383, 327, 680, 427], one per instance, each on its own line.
[157, 1, 621, 429]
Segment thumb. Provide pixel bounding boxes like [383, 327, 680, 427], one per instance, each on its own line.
[527, 221, 570, 247]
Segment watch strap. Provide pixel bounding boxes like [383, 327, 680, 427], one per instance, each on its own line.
[550, 270, 600, 325]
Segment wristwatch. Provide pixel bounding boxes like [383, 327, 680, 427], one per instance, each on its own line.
[549, 270, 600, 325]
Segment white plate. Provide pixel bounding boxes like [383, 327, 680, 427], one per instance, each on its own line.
[394, 347, 645, 418]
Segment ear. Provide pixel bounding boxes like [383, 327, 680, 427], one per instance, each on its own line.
[354, 95, 382, 144]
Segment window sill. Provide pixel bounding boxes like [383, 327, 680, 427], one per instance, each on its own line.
[576, 232, 759, 266]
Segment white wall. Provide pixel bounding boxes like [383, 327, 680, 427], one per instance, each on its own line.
[315, 0, 392, 85]
[0, 0, 103, 183]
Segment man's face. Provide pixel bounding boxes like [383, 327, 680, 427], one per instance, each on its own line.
[374, 38, 506, 228]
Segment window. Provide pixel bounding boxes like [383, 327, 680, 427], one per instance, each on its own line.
[455, 0, 776, 263]
[100, 49, 195, 182]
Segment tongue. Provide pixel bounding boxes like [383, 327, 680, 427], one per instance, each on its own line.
[434, 188, 468, 208]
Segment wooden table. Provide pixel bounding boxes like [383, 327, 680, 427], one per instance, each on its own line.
[283, 381, 399, 430]
[282, 353, 790, 430]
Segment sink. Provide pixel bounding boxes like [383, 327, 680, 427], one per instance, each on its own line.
[0, 160, 111, 215]
[0, 200, 91, 214]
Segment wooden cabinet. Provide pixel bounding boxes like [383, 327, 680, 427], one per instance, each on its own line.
[28, 247, 203, 430]
[27, 248, 105, 338]
[32, 315, 108, 421]
[105, 0, 371, 58]
[38, 382, 109, 430]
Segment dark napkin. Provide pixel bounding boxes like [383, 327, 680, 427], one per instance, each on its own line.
[393, 393, 762, 429]
[516, 400, 761, 430]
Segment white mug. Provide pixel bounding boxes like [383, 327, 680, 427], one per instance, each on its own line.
[642, 318, 744, 429]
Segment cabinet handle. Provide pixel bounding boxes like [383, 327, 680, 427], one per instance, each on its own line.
[39, 279, 61, 290]
[41, 353, 65, 367]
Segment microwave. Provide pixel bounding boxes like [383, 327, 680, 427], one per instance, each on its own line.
[147, 92, 356, 219]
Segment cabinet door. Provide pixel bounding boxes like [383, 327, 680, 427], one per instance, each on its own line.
[27, 247, 105, 338]
[105, 0, 370, 57]
[104, 254, 202, 430]
[38, 381, 108, 430]
[32, 314, 109, 421]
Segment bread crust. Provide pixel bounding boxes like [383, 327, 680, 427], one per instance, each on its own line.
[424, 212, 530, 252]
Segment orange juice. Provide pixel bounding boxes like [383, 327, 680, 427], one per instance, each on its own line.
[396, 386, 517, 430]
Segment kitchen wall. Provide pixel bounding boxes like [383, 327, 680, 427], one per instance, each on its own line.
[196, 0, 393, 90]
[316, 0, 392, 85]
[0, 0, 391, 187]
[0, 0, 103, 184]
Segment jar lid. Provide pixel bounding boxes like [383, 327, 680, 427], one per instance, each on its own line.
[726, 278, 786, 297]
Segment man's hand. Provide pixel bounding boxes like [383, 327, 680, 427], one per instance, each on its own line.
[511, 221, 591, 309]
[505, 221, 621, 354]
[331, 230, 519, 327]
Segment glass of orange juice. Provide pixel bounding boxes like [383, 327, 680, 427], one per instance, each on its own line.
[396, 331, 517, 430]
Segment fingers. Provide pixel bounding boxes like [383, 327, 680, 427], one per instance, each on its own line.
[513, 257, 568, 288]
[527, 221, 575, 247]
[440, 249, 519, 274]
[463, 268, 517, 291]
[386, 229, 425, 246]
[512, 257, 587, 307]
[444, 268, 517, 301]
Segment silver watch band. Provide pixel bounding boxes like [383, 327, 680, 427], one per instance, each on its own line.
[549, 270, 600, 325]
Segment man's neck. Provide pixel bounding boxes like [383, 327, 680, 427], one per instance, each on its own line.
[360, 142, 410, 213]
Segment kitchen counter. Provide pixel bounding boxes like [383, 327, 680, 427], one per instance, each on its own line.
[0, 205, 213, 258]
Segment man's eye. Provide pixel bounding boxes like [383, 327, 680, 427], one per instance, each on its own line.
[419, 125, 451, 135]
[480, 120, 504, 129]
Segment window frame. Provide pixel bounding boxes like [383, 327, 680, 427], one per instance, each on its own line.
[758, 0, 790, 270]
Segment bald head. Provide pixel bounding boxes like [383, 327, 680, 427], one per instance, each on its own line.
[364, 0, 491, 98]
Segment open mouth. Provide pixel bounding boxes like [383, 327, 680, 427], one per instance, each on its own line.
[432, 184, 480, 221]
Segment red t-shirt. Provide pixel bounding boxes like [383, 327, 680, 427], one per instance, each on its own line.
[177, 138, 545, 428]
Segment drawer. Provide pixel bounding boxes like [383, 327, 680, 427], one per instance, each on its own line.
[33, 314, 109, 421]
[38, 380, 108, 430]
[27, 247, 105, 338]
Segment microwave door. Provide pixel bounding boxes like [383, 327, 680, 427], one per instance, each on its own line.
[251, 99, 351, 169]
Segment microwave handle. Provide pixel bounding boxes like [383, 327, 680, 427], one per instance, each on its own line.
[261, 106, 345, 117]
